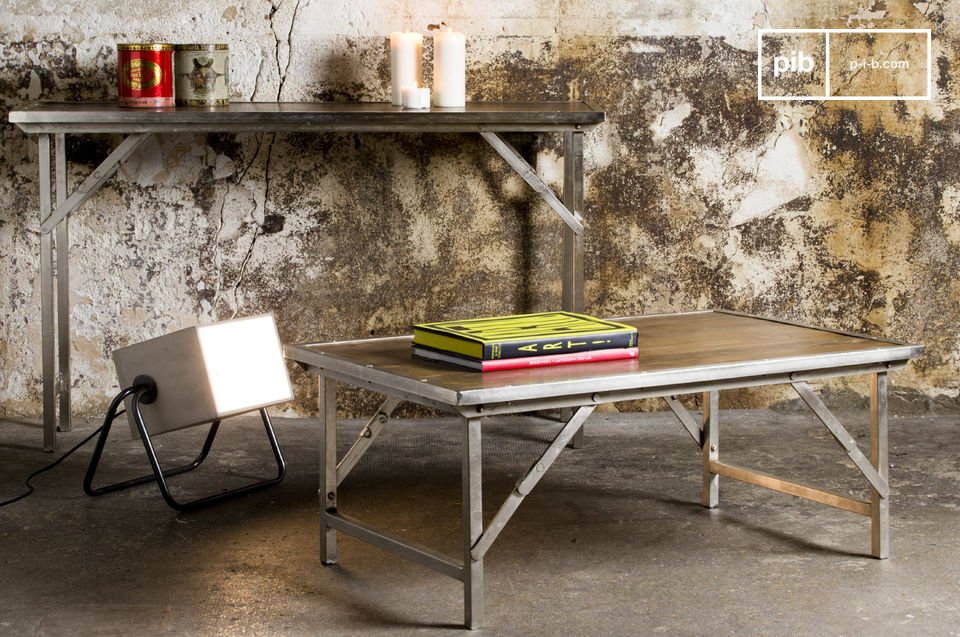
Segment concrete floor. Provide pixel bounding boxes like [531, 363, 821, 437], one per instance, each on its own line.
[1, 408, 958, 636]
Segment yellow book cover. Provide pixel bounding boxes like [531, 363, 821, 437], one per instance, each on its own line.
[413, 311, 638, 360]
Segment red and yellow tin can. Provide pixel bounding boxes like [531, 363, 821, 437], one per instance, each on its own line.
[117, 43, 174, 108]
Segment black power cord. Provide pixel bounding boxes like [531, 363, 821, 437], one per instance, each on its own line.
[0, 386, 136, 508]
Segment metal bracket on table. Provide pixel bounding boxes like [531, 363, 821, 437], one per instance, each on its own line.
[336, 396, 401, 485]
[40, 133, 151, 233]
[790, 381, 889, 497]
[663, 395, 703, 446]
[470, 404, 595, 561]
[479, 131, 583, 236]
[479, 130, 586, 313]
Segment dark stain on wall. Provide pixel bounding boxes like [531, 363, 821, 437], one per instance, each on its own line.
[65, 135, 116, 167]
[568, 36, 779, 322]
[937, 54, 951, 91]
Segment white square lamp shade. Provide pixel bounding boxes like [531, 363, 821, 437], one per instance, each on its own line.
[113, 314, 293, 436]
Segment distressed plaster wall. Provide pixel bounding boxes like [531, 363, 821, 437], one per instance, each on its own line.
[1, 0, 958, 419]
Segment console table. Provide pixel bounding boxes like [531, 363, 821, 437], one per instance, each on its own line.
[286, 310, 922, 629]
[8, 101, 604, 450]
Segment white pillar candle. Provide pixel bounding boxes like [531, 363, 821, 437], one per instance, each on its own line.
[390, 31, 423, 106]
[402, 85, 431, 109]
[432, 28, 465, 107]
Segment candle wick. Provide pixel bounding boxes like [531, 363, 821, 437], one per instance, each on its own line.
[427, 21, 447, 31]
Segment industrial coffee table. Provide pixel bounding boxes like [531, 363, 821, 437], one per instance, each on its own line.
[285, 310, 922, 629]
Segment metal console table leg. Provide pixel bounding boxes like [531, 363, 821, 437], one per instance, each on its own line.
[562, 130, 585, 314]
[319, 375, 338, 564]
[479, 130, 586, 314]
[35, 132, 151, 450]
[54, 134, 72, 437]
[38, 133, 56, 451]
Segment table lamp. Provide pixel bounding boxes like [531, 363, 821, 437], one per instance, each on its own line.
[84, 314, 292, 511]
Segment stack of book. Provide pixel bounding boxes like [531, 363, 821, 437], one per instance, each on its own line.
[412, 311, 639, 372]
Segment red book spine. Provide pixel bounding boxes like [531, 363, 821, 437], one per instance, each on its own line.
[478, 347, 638, 371]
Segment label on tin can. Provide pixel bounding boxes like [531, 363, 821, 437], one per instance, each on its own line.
[175, 44, 230, 106]
[118, 43, 174, 108]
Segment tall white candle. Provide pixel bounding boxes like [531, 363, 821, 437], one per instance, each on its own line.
[432, 28, 465, 107]
[390, 31, 423, 106]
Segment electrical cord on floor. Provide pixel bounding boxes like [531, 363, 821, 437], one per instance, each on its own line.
[0, 387, 134, 508]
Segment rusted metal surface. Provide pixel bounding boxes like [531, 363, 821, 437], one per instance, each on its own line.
[0, 2, 957, 418]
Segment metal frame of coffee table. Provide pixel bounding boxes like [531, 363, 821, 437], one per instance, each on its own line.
[286, 310, 922, 629]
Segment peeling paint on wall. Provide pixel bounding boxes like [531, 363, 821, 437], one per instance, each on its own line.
[1, 1, 959, 420]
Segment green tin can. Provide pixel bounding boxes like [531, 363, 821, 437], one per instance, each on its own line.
[174, 43, 229, 106]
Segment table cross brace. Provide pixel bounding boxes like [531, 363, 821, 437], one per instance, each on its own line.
[470, 404, 595, 561]
[791, 381, 889, 497]
[479, 131, 584, 235]
[40, 133, 151, 233]
[336, 396, 401, 486]
[324, 511, 464, 581]
[663, 395, 703, 446]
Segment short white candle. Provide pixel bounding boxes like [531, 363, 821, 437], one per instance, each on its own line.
[432, 27, 465, 107]
[390, 31, 423, 106]
[402, 85, 431, 109]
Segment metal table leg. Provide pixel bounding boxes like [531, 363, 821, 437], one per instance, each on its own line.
[319, 375, 338, 564]
[38, 134, 56, 451]
[480, 130, 588, 447]
[32, 132, 151, 450]
[462, 416, 484, 629]
[563, 131, 585, 447]
[871, 372, 889, 558]
[562, 130, 585, 314]
[702, 390, 719, 508]
[55, 133, 71, 434]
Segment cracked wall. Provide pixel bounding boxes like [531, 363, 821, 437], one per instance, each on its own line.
[1, 0, 959, 419]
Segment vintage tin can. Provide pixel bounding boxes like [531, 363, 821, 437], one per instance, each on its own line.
[117, 43, 174, 108]
[174, 44, 230, 106]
